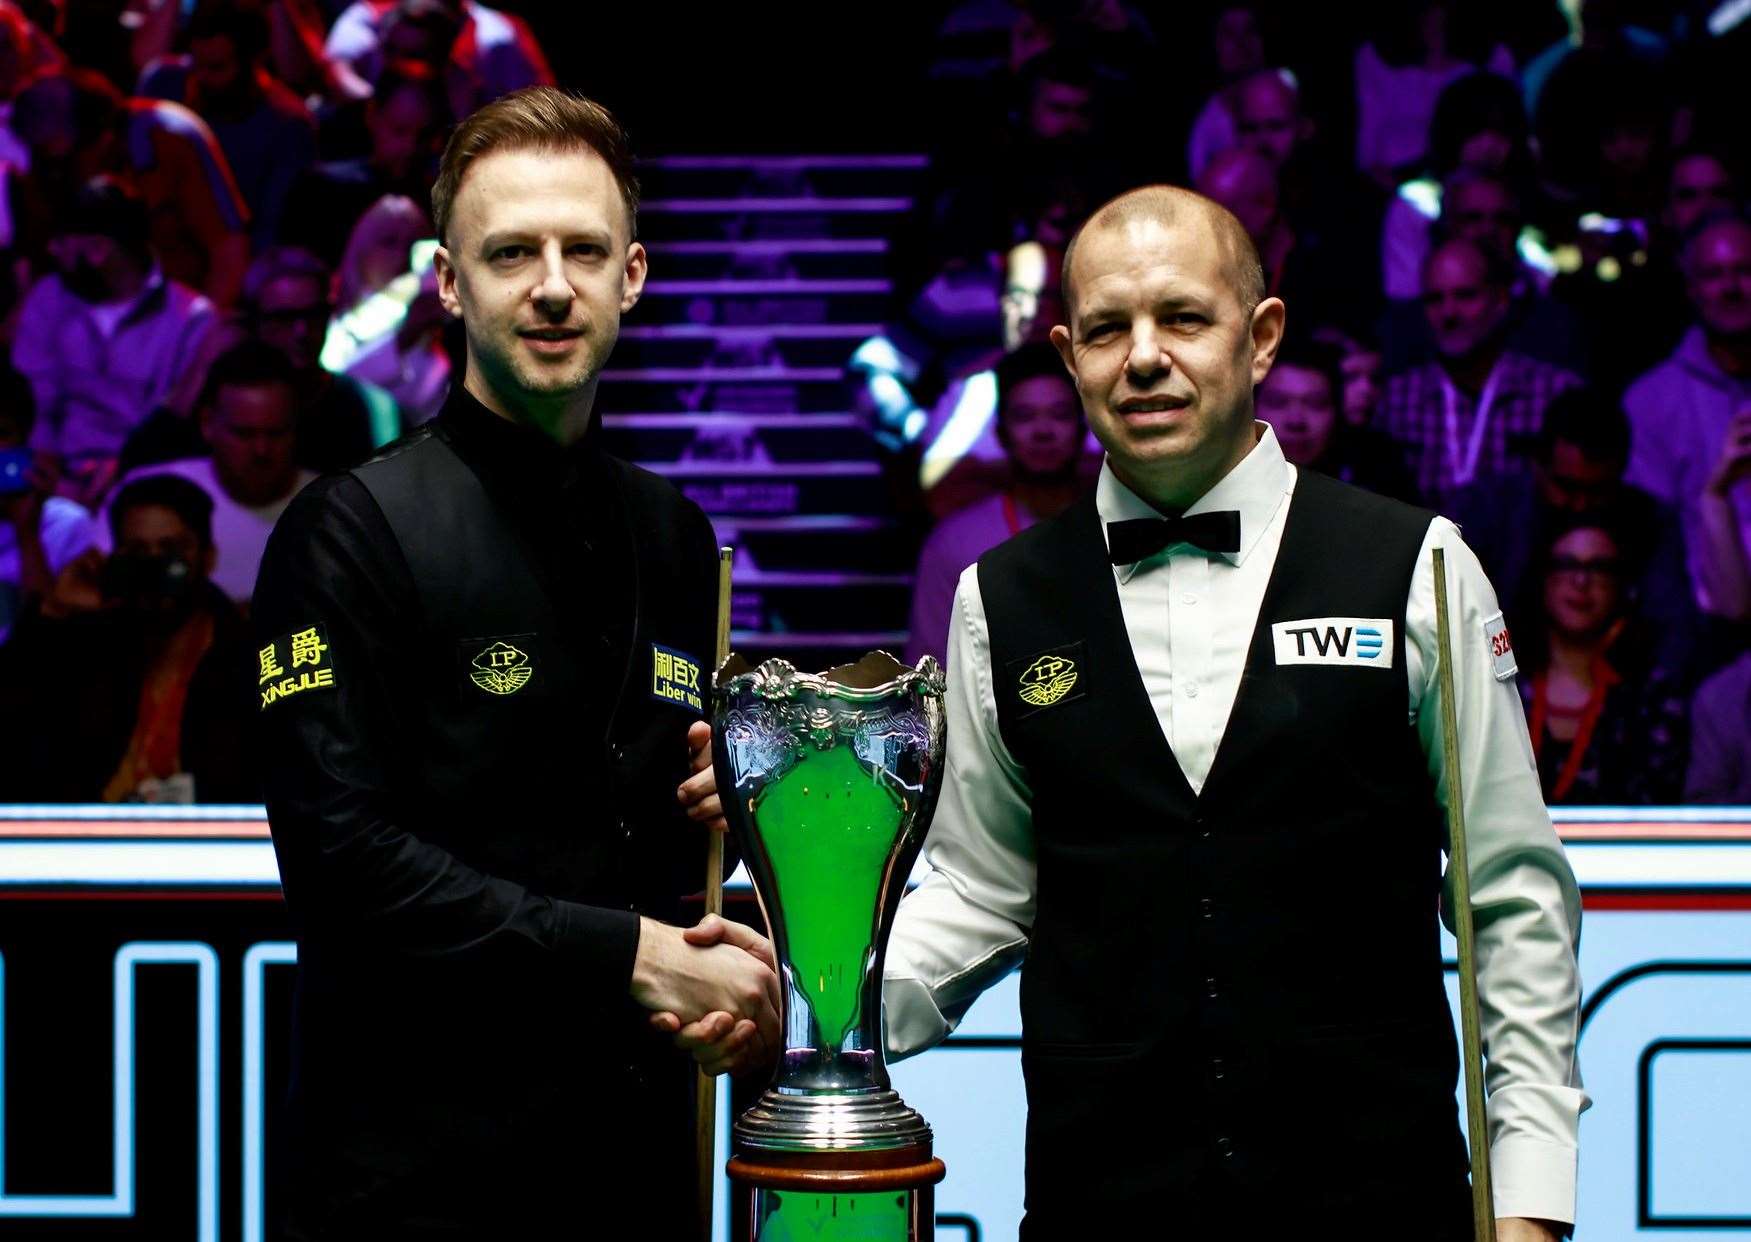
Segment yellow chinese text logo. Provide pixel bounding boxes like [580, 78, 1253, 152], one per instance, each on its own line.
[471, 641, 533, 696]
[259, 624, 337, 709]
[651, 643, 703, 711]
[1018, 654, 1078, 707]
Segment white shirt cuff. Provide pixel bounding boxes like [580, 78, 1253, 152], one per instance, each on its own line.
[1491, 1133, 1579, 1225]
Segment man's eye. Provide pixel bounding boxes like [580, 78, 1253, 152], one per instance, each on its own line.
[1169, 313, 1205, 326]
[1085, 323, 1118, 340]
[568, 244, 603, 258]
[493, 246, 530, 261]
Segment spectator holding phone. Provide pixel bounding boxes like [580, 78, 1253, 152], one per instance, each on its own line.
[0, 474, 256, 803]
[0, 365, 97, 641]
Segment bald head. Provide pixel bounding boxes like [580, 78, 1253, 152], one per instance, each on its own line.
[1062, 184, 1266, 324]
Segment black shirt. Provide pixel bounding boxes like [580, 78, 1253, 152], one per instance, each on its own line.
[252, 384, 719, 1236]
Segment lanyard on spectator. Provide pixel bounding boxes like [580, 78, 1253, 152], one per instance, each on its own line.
[1002, 493, 1023, 537]
[1440, 362, 1503, 490]
[1527, 655, 1621, 802]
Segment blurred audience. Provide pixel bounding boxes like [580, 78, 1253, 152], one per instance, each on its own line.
[281, 57, 448, 265]
[324, 0, 552, 120]
[100, 342, 314, 607]
[1377, 236, 1580, 508]
[0, 472, 256, 802]
[0, 363, 96, 640]
[1453, 387, 1698, 676]
[11, 175, 217, 505]
[1516, 513, 1689, 806]
[136, 3, 316, 250]
[10, 66, 249, 303]
[323, 193, 449, 423]
[1686, 652, 1751, 804]
[244, 246, 401, 472]
[905, 343, 1083, 667]
[1624, 212, 1751, 617]
[1257, 339, 1413, 500]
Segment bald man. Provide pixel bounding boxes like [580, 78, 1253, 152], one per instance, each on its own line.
[866, 187, 1585, 1237]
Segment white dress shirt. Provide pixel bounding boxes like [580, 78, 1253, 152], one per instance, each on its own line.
[884, 425, 1589, 1223]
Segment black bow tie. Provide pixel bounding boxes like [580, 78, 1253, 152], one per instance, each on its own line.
[1106, 511, 1242, 565]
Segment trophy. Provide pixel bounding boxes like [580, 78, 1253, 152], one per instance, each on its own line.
[713, 651, 948, 1242]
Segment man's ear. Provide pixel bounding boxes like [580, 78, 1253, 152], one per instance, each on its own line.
[621, 241, 648, 314]
[433, 246, 462, 318]
[1249, 296, 1287, 387]
[1050, 322, 1076, 377]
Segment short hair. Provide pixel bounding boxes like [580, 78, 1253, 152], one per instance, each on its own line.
[1060, 185, 1266, 322]
[196, 340, 299, 414]
[1428, 71, 1527, 177]
[109, 474, 215, 548]
[1421, 234, 1513, 291]
[243, 245, 331, 309]
[1265, 338, 1343, 406]
[61, 175, 150, 258]
[1536, 387, 1630, 467]
[430, 86, 640, 247]
[994, 342, 1077, 425]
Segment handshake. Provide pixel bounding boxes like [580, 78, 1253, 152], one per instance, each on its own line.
[625, 721, 780, 1078]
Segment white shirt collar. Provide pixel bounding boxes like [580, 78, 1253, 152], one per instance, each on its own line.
[1096, 422, 1294, 582]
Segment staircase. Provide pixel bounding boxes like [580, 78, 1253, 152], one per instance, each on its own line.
[598, 155, 929, 671]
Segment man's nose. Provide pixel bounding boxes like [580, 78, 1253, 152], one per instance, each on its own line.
[531, 245, 573, 311]
[1125, 325, 1168, 379]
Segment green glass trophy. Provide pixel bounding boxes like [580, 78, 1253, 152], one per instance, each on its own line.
[713, 652, 948, 1242]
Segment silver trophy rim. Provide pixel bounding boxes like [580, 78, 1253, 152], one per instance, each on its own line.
[716, 652, 945, 705]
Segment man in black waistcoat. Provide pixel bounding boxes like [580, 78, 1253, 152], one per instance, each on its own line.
[252, 87, 778, 1239]
[681, 185, 1587, 1237]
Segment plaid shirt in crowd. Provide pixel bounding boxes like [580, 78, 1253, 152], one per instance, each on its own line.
[1376, 351, 1581, 509]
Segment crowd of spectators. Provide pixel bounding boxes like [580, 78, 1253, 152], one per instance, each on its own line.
[0, 0, 1747, 810]
[0, 0, 545, 802]
[885, 0, 1751, 808]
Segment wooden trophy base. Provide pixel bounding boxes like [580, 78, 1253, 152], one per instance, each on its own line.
[727, 1142, 947, 1241]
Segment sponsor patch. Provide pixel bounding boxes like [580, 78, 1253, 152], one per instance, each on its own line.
[258, 624, 338, 709]
[1483, 611, 1517, 681]
[651, 642, 704, 712]
[1271, 617, 1394, 668]
[1008, 641, 1087, 716]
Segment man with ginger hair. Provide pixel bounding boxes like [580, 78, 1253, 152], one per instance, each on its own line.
[252, 87, 777, 1238]
[672, 184, 1587, 1238]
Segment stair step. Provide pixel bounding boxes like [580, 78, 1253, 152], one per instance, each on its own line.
[648, 239, 888, 255]
[640, 278, 891, 295]
[605, 413, 871, 464]
[643, 197, 912, 214]
[645, 155, 928, 171]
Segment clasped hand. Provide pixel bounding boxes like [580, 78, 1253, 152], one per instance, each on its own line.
[630, 721, 781, 1078]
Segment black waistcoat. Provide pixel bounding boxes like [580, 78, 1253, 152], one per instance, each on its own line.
[290, 423, 720, 1234]
[978, 470, 1468, 1227]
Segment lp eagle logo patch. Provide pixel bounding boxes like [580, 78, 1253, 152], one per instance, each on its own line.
[470, 640, 533, 696]
[1018, 654, 1079, 707]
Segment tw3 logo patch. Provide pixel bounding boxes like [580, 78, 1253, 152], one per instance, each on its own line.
[1270, 617, 1393, 668]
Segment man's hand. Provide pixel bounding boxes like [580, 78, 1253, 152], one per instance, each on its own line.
[1706, 406, 1751, 498]
[647, 914, 782, 1078]
[629, 912, 778, 1032]
[677, 720, 727, 833]
[1497, 1218, 1564, 1242]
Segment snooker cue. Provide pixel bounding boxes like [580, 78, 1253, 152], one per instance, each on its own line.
[1431, 548, 1497, 1242]
[696, 546, 733, 1242]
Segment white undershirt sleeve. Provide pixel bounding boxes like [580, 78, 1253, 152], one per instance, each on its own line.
[1408, 518, 1590, 1224]
[884, 565, 1036, 1061]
